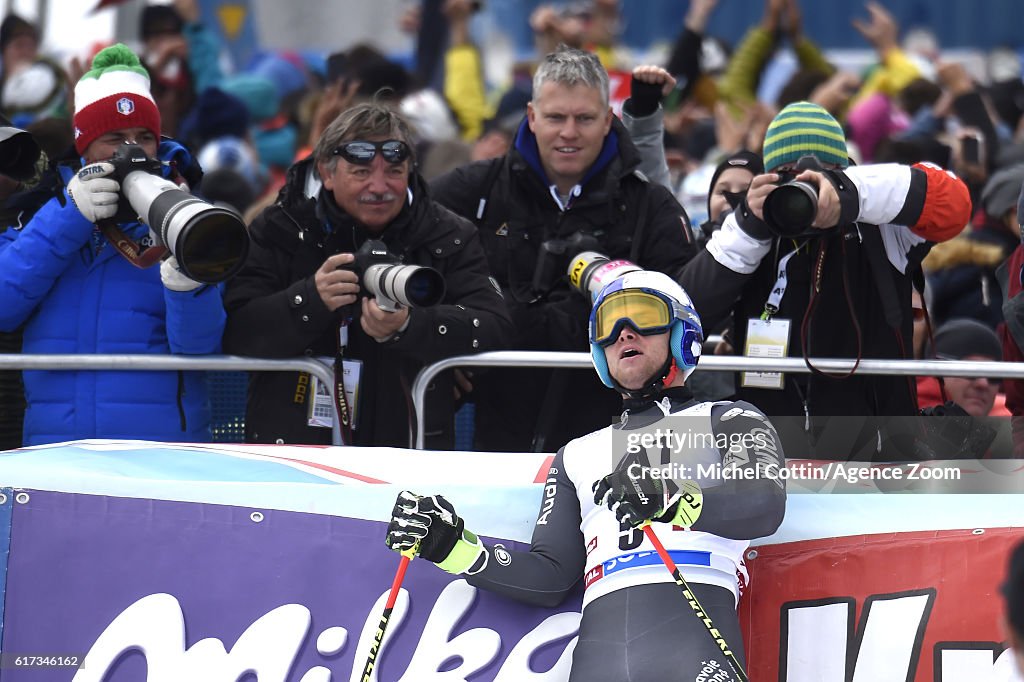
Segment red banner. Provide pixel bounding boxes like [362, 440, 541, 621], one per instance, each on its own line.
[741, 527, 1023, 681]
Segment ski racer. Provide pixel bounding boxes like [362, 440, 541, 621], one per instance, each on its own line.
[385, 270, 787, 681]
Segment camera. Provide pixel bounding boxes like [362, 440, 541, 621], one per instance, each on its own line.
[762, 155, 826, 239]
[353, 239, 446, 312]
[109, 144, 250, 283]
[567, 251, 643, 302]
[533, 231, 603, 295]
[0, 113, 41, 181]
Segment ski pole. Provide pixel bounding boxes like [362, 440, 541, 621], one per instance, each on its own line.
[360, 547, 415, 682]
[641, 523, 750, 682]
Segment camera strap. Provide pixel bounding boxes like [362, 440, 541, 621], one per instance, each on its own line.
[97, 219, 168, 269]
[799, 237, 863, 380]
[333, 322, 354, 446]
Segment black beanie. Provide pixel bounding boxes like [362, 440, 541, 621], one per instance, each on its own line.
[706, 150, 764, 219]
[0, 14, 37, 53]
[933, 318, 1002, 361]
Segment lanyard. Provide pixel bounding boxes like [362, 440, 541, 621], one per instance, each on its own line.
[333, 321, 354, 446]
[761, 250, 797, 320]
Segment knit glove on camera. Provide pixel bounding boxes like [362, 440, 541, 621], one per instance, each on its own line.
[66, 162, 120, 223]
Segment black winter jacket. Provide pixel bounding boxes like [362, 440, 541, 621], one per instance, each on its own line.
[431, 117, 705, 451]
[223, 159, 513, 448]
[716, 162, 973, 459]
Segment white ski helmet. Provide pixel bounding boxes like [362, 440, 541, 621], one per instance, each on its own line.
[589, 270, 703, 391]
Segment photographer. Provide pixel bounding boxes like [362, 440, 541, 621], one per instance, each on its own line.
[223, 102, 512, 448]
[707, 101, 971, 459]
[431, 46, 698, 452]
[0, 112, 43, 451]
[0, 44, 224, 446]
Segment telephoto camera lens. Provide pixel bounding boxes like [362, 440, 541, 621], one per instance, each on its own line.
[363, 263, 446, 311]
[762, 180, 819, 238]
[120, 168, 250, 283]
[568, 251, 644, 302]
[111, 144, 249, 283]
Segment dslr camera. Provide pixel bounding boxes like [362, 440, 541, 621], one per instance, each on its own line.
[762, 155, 833, 239]
[352, 239, 446, 312]
[533, 231, 605, 295]
[109, 144, 250, 283]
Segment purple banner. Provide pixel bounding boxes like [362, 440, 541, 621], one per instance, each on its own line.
[1, 491, 582, 681]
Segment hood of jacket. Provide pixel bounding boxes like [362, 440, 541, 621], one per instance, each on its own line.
[923, 235, 1007, 272]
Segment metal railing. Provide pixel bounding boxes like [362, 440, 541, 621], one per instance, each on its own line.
[0, 354, 343, 446]
[5, 352, 1019, 451]
[411, 351, 1024, 449]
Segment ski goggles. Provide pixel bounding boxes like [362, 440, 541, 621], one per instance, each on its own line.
[332, 139, 411, 166]
[592, 289, 675, 347]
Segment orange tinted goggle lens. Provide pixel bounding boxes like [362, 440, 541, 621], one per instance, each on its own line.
[594, 291, 671, 345]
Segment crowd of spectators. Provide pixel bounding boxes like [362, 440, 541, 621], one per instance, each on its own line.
[1, 0, 1024, 459]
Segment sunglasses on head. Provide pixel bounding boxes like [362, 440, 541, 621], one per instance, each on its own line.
[332, 139, 410, 166]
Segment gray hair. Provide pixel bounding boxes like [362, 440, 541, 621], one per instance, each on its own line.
[313, 102, 416, 174]
[531, 45, 609, 109]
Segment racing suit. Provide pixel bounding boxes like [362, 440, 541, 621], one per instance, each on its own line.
[462, 386, 787, 681]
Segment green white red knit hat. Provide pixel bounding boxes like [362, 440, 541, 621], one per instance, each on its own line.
[73, 43, 161, 155]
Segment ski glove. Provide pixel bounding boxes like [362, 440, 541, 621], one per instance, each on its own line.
[385, 491, 487, 574]
[593, 450, 703, 528]
[67, 162, 120, 223]
[160, 255, 203, 292]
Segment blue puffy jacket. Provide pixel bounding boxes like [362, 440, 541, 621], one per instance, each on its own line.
[0, 158, 226, 446]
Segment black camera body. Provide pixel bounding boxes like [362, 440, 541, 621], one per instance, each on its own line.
[108, 143, 164, 222]
[533, 231, 602, 295]
[762, 155, 831, 239]
[352, 239, 446, 312]
[109, 142, 164, 178]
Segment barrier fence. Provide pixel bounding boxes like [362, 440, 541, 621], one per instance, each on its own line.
[0, 354, 342, 445]
[411, 352, 1024, 449]
[1, 352, 1020, 451]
